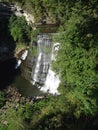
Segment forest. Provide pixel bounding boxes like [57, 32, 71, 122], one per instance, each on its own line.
[0, 0, 98, 130]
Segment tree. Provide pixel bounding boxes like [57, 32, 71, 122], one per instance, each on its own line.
[53, 0, 98, 117]
[9, 16, 32, 43]
[0, 108, 25, 130]
[0, 91, 4, 108]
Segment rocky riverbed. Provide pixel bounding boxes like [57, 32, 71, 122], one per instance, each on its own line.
[0, 86, 46, 115]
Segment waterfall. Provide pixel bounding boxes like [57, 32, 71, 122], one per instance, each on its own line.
[15, 59, 22, 69]
[31, 34, 52, 85]
[31, 34, 60, 95]
[40, 42, 60, 95]
[21, 50, 28, 60]
[32, 52, 42, 84]
[51, 43, 60, 61]
[40, 69, 60, 95]
[15, 50, 28, 69]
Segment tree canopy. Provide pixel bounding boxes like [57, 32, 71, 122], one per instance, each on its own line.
[52, 0, 98, 117]
[0, 0, 98, 129]
[9, 16, 32, 43]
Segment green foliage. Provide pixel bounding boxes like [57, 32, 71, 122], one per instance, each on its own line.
[31, 29, 39, 42]
[22, 103, 34, 120]
[0, 92, 4, 108]
[53, 0, 98, 117]
[9, 16, 32, 43]
[29, 46, 37, 56]
[42, 46, 51, 54]
[0, 0, 98, 129]
[0, 108, 25, 130]
[15, 42, 28, 53]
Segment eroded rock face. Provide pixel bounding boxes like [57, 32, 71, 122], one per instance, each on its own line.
[0, 86, 46, 114]
[0, 2, 34, 61]
[0, 86, 33, 115]
[0, 2, 15, 61]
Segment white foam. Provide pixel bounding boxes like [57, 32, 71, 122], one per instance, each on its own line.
[32, 53, 42, 83]
[15, 59, 22, 69]
[15, 50, 28, 69]
[40, 69, 60, 95]
[21, 50, 28, 60]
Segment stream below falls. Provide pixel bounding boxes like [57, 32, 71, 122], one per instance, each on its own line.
[0, 34, 60, 96]
[0, 2, 60, 96]
[14, 34, 60, 96]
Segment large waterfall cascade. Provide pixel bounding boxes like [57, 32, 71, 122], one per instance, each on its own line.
[31, 34, 60, 95]
[31, 34, 52, 85]
[40, 42, 60, 95]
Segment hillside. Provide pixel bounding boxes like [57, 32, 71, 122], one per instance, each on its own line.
[0, 0, 98, 130]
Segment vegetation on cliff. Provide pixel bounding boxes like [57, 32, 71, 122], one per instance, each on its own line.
[0, 0, 98, 130]
[9, 16, 32, 43]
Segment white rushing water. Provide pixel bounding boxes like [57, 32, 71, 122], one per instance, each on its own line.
[40, 69, 60, 95]
[31, 34, 60, 95]
[40, 42, 60, 95]
[15, 50, 28, 69]
[31, 34, 52, 85]
[32, 53, 42, 84]
[51, 42, 60, 61]
[21, 50, 28, 60]
[15, 59, 22, 69]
